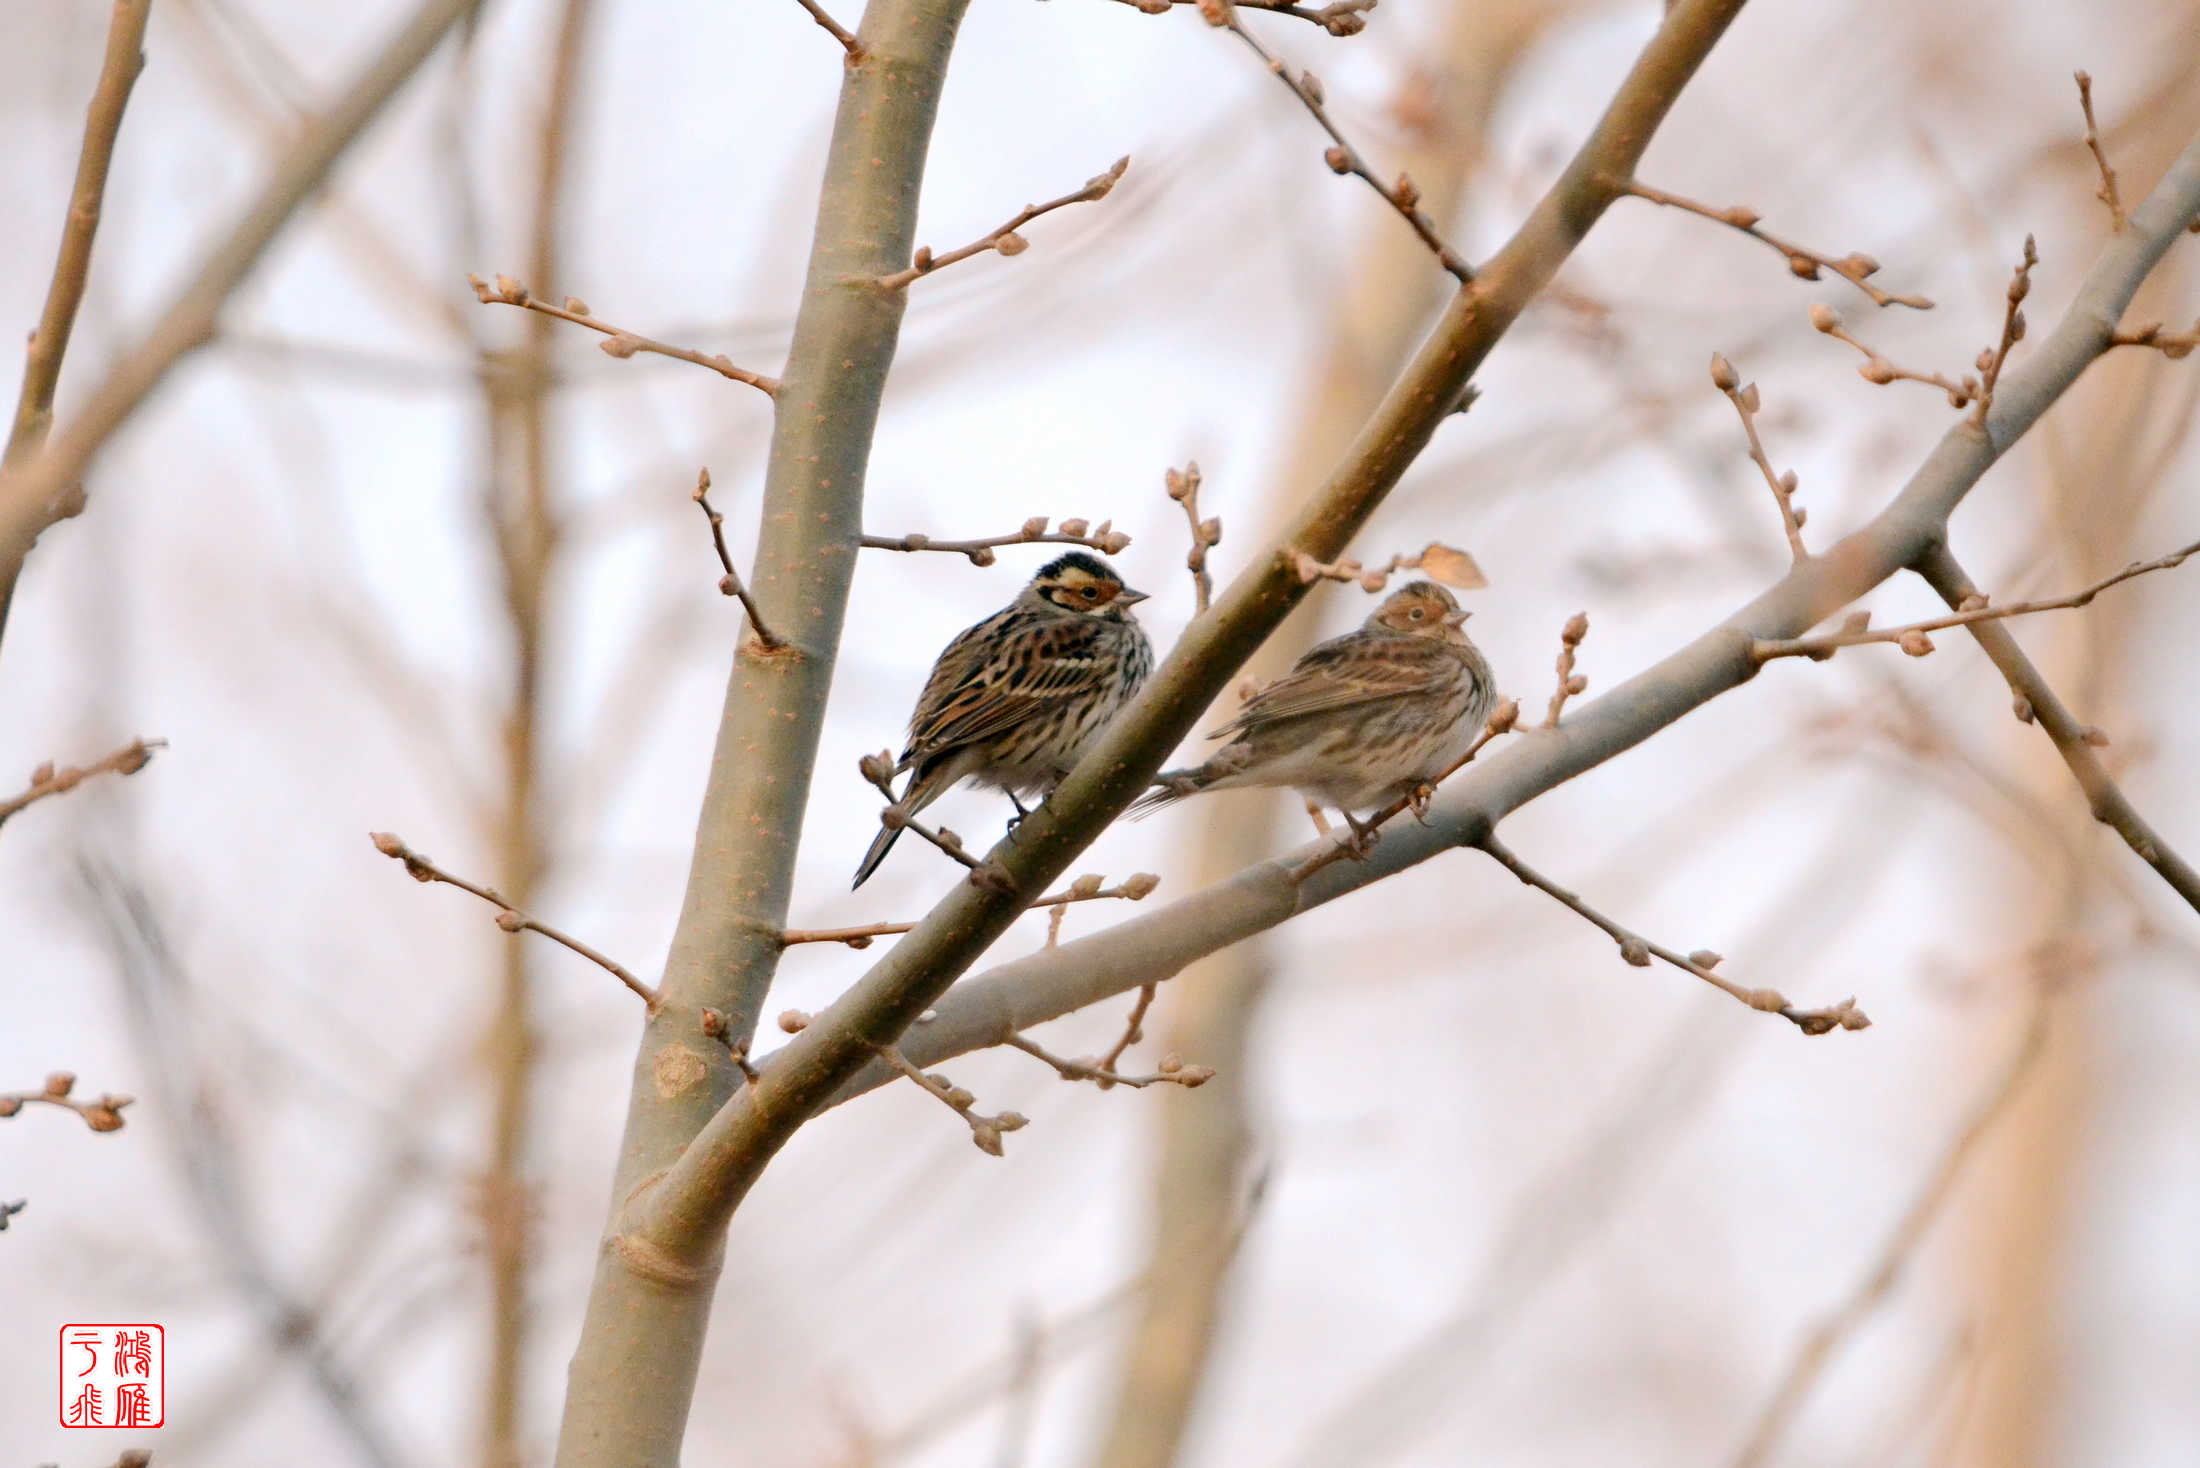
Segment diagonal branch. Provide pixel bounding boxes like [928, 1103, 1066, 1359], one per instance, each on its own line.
[469, 275, 780, 396]
[1614, 178, 1932, 308]
[632, 0, 1760, 1254]
[790, 0, 862, 57]
[1475, 834, 1867, 1035]
[810, 119, 2200, 1109]
[0, 0, 489, 655]
[692, 469, 785, 648]
[2074, 70, 2125, 231]
[1223, 16, 1473, 283]
[1915, 544, 2200, 915]
[879, 157, 1130, 290]
[1753, 536, 2200, 663]
[369, 832, 660, 1007]
[6, 0, 151, 472]
[781, 872, 1158, 948]
[1710, 353, 1809, 563]
[0, 736, 162, 832]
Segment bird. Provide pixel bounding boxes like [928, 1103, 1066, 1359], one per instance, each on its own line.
[853, 551, 1154, 889]
[1132, 580, 1495, 838]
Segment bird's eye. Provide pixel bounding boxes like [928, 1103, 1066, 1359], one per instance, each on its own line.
[1408, 607, 1425, 621]
[1082, 585, 1100, 600]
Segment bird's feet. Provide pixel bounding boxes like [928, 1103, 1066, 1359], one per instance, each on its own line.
[1408, 783, 1437, 824]
[1003, 793, 1032, 835]
[1341, 810, 1382, 860]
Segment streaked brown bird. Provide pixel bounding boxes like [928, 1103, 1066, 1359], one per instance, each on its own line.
[1132, 580, 1494, 832]
[854, 552, 1153, 889]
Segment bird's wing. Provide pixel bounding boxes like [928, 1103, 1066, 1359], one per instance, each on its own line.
[1209, 630, 1449, 738]
[903, 611, 1113, 761]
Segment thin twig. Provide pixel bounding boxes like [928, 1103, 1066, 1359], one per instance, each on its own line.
[878, 1045, 1027, 1155]
[368, 832, 660, 1007]
[1971, 235, 2038, 426]
[1224, 17, 1473, 283]
[861, 515, 1131, 567]
[1288, 540, 1487, 594]
[1808, 303, 1978, 408]
[1477, 834, 1869, 1036]
[1726, 1006, 2048, 1467]
[2108, 319, 2200, 359]
[6, 0, 152, 470]
[781, 873, 1160, 947]
[1543, 612, 1589, 728]
[2075, 71, 2125, 231]
[879, 158, 1130, 291]
[0, 1199, 24, 1230]
[692, 469, 785, 649]
[1918, 544, 2200, 915]
[468, 274, 780, 396]
[1094, 983, 1157, 1085]
[1162, 462, 1219, 613]
[0, 1072, 133, 1132]
[857, 753, 1014, 891]
[1103, 0, 1379, 33]
[790, 0, 862, 56]
[0, 736, 162, 831]
[1003, 1032, 1214, 1090]
[1615, 178, 1932, 308]
[1710, 354, 1809, 564]
[1290, 699, 1519, 883]
[1754, 537, 2200, 663]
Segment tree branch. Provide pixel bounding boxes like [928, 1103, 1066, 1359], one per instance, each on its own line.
[781, 872, 1158, 948]
[1475, 834, 1867, 1034]
[809, 118, 2200, 1109]
[0, 1071, 133, 1132]
[1614, 178, 1933, 308]
[1915, 544, 2200, 915]
[0, 736, 162, 832]
[633, 0, 1759, 1248]
[469, 275, 780, 395]
[692, 469, 785, 648]
[879, 157, 1129, 290]
[1102, 0, 1379, 32]
[791, 0, 863, 56]
[1709, 353, 1808, 563]
[0, 0, 488, 655]
[1223, 15, 1473, 282]
[860, 515, 1131, 565]
[2074, 70, 2125, 231]
[1753, 537, 2200, 663]
[369, 832, 659, 1008]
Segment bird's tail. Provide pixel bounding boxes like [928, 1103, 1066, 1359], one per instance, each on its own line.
[852, 764, 946, 889]
[1126, 767, 1209, 819]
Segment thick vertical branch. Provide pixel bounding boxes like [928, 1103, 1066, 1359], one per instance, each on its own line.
[1084, 8, 1555, 1466]
[551, 0, 969, 1462]
[479, 4, 596, 1466]
[0, 0, 486, 654]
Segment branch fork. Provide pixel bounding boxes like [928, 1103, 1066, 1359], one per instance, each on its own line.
[861, 515, 1131, 566]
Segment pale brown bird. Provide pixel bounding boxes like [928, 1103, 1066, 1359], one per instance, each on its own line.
[1133, 580, 1494, 831]
[854, 552, 1153, 888]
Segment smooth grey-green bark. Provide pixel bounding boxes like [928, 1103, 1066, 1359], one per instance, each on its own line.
[549, 1, 968, 1463]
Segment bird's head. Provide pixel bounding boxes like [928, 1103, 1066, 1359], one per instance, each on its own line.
[1368, 580, 1471, 642]
[1026, 552, 1148, 619]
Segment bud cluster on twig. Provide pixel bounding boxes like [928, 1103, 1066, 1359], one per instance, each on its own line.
[1543, 612, 1589, 728]
[1288, 541, 1485, 593]
[1808, 303, 1979, 409]
[1, 1071, 134, 1132]
[1617, 180, 1931, 309]
[1005, 1031, 1215, 1091]
[0, 736, 163, 830]
[879, 1044, 1028, 1156]
[857, 752, 1015, 892]
[1476, 833, 1870, 1036]
[1709, 354, 1809, 565]
[878, 158, 1130, 291]
[1972, 235, 2038, 426]
[1108, 0, 1378, 35]
[2074, 71, 2125, 232]
[860, 515, 1131, 566]
[780, 870, 1161, 948]
[693, 469, 786, 650]
[368, 831, 660, 1007]
[467, 275, 779, 396]
[1221, 14, 1471, 282]
[1166, 462, 1219, 613]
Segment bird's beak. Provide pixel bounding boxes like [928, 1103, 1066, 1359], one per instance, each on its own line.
[1444, 609, 1471, 627]
[1117, 586, 1150, 606]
